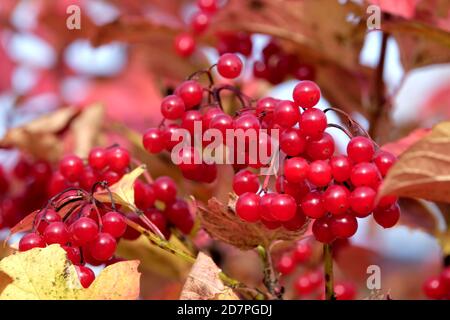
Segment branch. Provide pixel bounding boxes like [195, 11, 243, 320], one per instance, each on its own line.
[324, 243, 336, 300]
[257, 245, 283, 299]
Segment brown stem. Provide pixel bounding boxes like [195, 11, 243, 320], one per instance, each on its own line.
[324, 243, 336, 300]
[257, 245, 283, 299]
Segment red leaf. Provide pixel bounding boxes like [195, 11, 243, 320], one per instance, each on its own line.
[381, 128, 431, 156]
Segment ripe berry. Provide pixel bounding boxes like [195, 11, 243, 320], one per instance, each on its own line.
[373, 203, 400, 228]
[36, 209, 61, 234]
[329, 155, 352, 182]
[262, 219, 281, 230]
[301, 191, 326, 219]
[377, 194, 398, 209]
[253, 60, 269, 79]
[423, 276, 448, 299]
[331, 214, 358, 238]
[334, 282, 357, 300]
[122, 215, 142, 241]
[160, 95, 185, 120]
[80, 167, 98, 190]
[235, 192, 260, 222]
[176, 147, 201, 173]
[273, 100, 300, 128]
[165, 199, 194, 234]
[75, 266, 95, 288]
[197, 0, 218, 13]
[300, 108, 327, 139]
[307, 160, 332, 187]
[312, 216, 335, 243]
[323, 185, 350, 215]
[293, 63, 315, 81]
[88, 147, 107, 171]
[256, 97, 277, 119]
[59, 155, 84, 182]
[233, 170, 259, 195]
[234, 113, 260, 132]
[106, 147, 130, 173]
[306, 132, 335, 160]
[295, 274, 315, 295]
[440, 267, 450, 288]
[276, 176, 310, 202]
[292, 241, 312, 263]
[270, 193, 297, 222]
[202, 108, 223, 129]
[134, 180, 156, 210]
[349, 187, 376, 217]
[293, 80, 321, 108]
[102, 212, 127, 238]
[174, 33, 196, 57]
[284, 157, 309, 183]
[19, 233, 46, 252]
[259, 193, 276, 221]
[176, 80, 203, 109]
[276, 254, 296, 275]
[181, 110, 203, 135]
[153, 176, 177, 204]
[163, 124, 183, 151]
[70, 217, 99, 246]
[217, 53, 243, 79]
[89, 232, 117, 261]
[102, 170, 121, 186]
[190, 11, 210, 34]
[43, 222, 69, 245]
[280, 128, 306, 156]
[373, 150, 396, 177]
[209, 113, 233, 136]
[283, 209, 307, 231]
[350, 162, 381, 188]
[63, 246, 81, 265]
[347, 136, 375, 163]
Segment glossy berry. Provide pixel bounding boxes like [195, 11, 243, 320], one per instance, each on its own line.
[233, 170, 259, 195]
[19, 233, 46, 252]
[295, 274, 315, 295]
[301, 191, 326, 218]
[373, 203, 400, 228]
[335, 282, 357, 300]
[165, 199, 194, 234]
[217, 53, 243, 79]
[134, 180, 156, 209]
[280, 128, 306, 156]
[306, 132, 335, 160]
[236, 192, 260, 222]
[293, 80, 321, 108]
[102, 212, 127, 238]
[153, 176, 177, 204]
[350, 162, 381, 188]
[307, 160, 332, 187]
[284, 157, 309, 183]
[174, 33, 195, 57]
[347, 136, 375, 163]
[209, 113, 234, 136]
[190, 11, 210, 34]
[440, 267, 450, 288]
[323, 185, 350, 215]
[160, 95, 185, 120]
[88, 147, 107, 171]
[377, 194, 398, 209]
[43, 222, 69, 245]
[70, 217, 99, 246]
[270, 194, 297, 222]
[197, 0, 218, 13]
[143, 127, 168, 154]
[329, 155, 352, 182]
[300, 108, 327, 139]
[349, 187, 376, 217]
[331, 214, 358, 238]
[259, 193, 276, 221]
[36, 209, 61, 234]
[177, 80, 203, 109]
[59, 155, 84, 182]
[312, 216, 335, 243]
[273, 100, 300, 128]
[106, 147, 130, 173]
[76, 266, 95, 288]
[283, 209, 307, 231]
[63, 246, 81, 265]
[234, 113, 260, 132]
[373, 151, 396, 177]
[181, 110, 203, 134]
[89, 232, 117, 261]
[423, 276, 448, 299]
[276, 254, 296, 275]
[292, 241, 312, 263]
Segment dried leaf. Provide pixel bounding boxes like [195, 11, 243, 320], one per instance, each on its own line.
[180, 252, 239, 300]
[438, 230, 450, 256]
[381, 128, 431, 156]
[378, 121, 450, 203]
[0, 245, 140, 300]
[397, 198, 439, 235]
[197, 194, 308, 250]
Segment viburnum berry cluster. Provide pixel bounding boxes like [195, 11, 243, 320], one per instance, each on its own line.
[423, 267, 450, 300]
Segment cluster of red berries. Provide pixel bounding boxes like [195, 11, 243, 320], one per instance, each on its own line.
[253, 39, 315, 85]
[423, 267, 450, 300]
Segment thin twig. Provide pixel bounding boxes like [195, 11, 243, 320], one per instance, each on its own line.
[324, 243, 336, 300]
[257, 245, 283, 299]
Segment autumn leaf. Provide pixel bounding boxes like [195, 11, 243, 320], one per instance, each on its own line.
[197, 194, 308, 250]
[0, 245, 140, 300]
[378, 121, 450, 203]
[180, 252, 239, 300]
[381, 128, 431, 156]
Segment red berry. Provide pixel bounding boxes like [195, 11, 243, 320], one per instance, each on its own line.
[88, 232, 117, 261]
[283, 208, 307, 231]
[174, 33, 195, 57]
[234, 113, 260, 132]
[217, 53, 243, 79]
[161, 95, 185, 120]
[423, 276, 447, 299]
[209, 113, 233, 136]
[306, 132, 335, 160]
[59, 155, 84, 182]
[307, 160, 332, 187]
[276, 254, 296, 275]
[373, 203, 400, 228]
[134, 180, 156, 210]
[202, 108, 223, 129]
[70, 217, 99, 246]
[106, 147, 130, 173]
[260, 193, 276, 221]
[197, 0, 218, 13]
[349, 187, 376, 217]
[347, 136, 375, 163]
[163, 124, 183, 151]
[300, 108, 327, 139]
[350, 162, 381, 188]
[153, 176, 177, 204]
[335, 282, 357, 300]
[19, 233, 46, 251]
[261, 219, 281, 230]
[301, 191, 326, 219]
[280, 128, 306, 156]
[284, 157, 309, 183]
[256, 97, 277, 119]
[377, 194, 398, 209]
[102, 212, 127, 238]
[273, 100, 300, 128]
[293, 80, 321, 109]
[293, 63, 315, 81]
[235, 192, 260, 222]
[440, 267, 450, 288]
[122, 215, 142, 241]
[329, 155, 352, 182]
[177, 80, 203, 109]
[253, 60, 269, 79]
[276, 176, 310, 201]
[181, 110, 203, 135]
[312, 216, 335, 243]
[270, 193, 297, 222]
[190, 11, 210, 34]
[88, 147, 107, 171]
[292, 241, 312, 263]
[36, 209, 61, 234]
[331, 214, 358, 238]
[102, 170, 121, 186]
[323, 185, 350, 215]
[232, 170, 259, 195]
[373, 150, 396, 177]
[165, 199, 194, 234]
[80, 167, 98, 190]
[63, 246, 81, 265]
[295, 274, 315, 295]
[75, 265, 95, 288]
[43, 222, 69, 245]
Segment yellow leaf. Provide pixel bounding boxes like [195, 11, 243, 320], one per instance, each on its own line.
[94, 165, 146, 210]
[0, 245, 140, 300]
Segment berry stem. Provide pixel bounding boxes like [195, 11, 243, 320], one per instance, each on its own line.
[327, 123, 353, 139]
[257, 245, 283, 300]
[323, 243, 336, 300]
